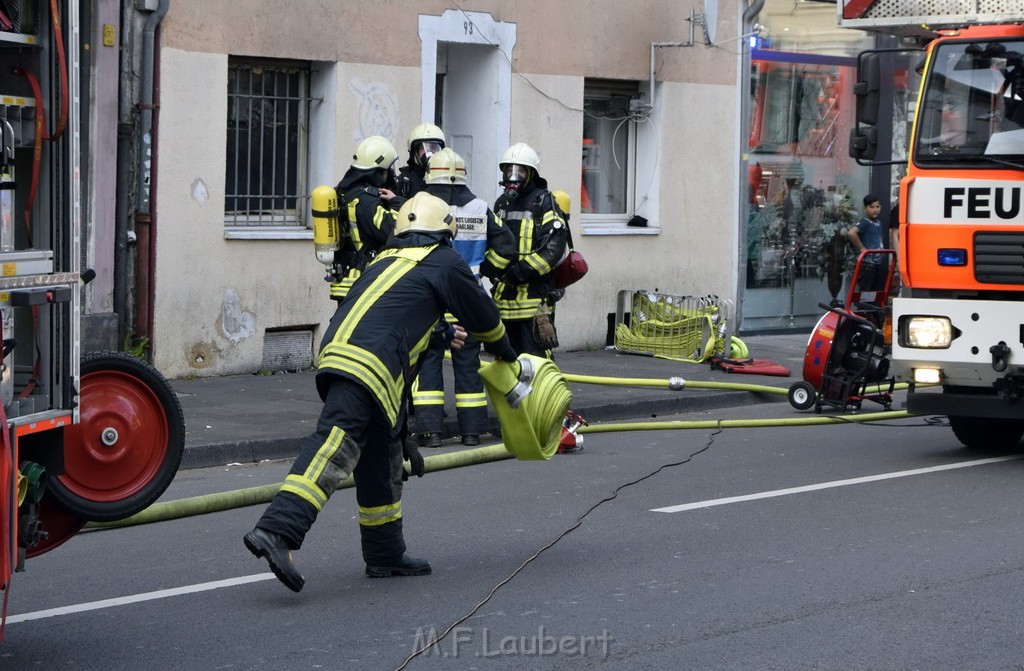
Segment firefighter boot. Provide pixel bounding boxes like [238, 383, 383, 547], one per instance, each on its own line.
[365, 554, 432, 578]
[244, 527, 305, 593]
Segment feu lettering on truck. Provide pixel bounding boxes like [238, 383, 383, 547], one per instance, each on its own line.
[909, 178, 1024, 224]
[943, 187, 1022, 219]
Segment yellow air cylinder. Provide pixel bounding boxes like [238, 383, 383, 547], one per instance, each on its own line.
[311, 185, 341, 266]
[552, 190, 571, 216]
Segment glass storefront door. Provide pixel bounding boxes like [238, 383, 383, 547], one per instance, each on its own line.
[743, 51, 869, 330]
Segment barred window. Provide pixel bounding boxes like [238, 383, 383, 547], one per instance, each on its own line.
[225, 58, 310, 233]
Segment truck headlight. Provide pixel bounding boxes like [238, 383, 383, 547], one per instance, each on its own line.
[903, 316, 953, 348]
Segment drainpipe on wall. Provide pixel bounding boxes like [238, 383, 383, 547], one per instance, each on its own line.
[134, 0, 169, 349]
[734, 0, 765, 331]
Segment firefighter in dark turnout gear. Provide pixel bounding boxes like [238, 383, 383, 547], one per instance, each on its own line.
[395, 122, 445, 198]
[329, 135, 406, 302]
[245, 192, 519, 592]
[481, 142, 569, 358]
[413, 149, 516, 448]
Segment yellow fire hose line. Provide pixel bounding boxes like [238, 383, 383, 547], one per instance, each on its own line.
[86, 444, 515, 530]
[562, 373, 787, 395]
[579, 410, 912, 434]
[85, 409, 915, 530]
[562, 372, 913, 396]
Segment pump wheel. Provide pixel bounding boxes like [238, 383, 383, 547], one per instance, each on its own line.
[949, 416, 1024, 451]
[47, 351, 185, 522]
[787, 381, 817, 411]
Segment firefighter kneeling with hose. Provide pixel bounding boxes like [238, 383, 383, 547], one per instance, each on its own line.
[245, 192, 524, 592]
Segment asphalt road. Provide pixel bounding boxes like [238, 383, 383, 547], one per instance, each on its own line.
[3, 402, 1024, 670]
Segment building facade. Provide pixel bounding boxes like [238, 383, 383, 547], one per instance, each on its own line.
[82, 1, 878, 378]
[144, 0, 746, 378]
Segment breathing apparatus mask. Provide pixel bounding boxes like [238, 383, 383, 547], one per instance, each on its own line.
[500, 164, 531, 200]
[368, 166, 398, 190]
[413, 140, 444, 167]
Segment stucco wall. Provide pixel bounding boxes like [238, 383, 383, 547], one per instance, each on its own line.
[160, 1, 735, 85]
[152, 49, 332, 377]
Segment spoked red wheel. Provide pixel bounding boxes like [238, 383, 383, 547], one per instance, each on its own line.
[47, 351, 184, 522]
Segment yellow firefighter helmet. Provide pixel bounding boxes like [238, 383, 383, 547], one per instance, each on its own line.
[426, 148, 468, 185]
[352, 135, 399, 171]
[394, 192, 457, 238]
[407, 122, 445, 150]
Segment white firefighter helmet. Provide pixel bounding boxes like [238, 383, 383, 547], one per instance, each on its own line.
[394, 192, 457, 238]
[352, 135, 399, 171]
[499, 142, 541, 172]
[407, 122, 446, 150]
[426, 148, 468, 185]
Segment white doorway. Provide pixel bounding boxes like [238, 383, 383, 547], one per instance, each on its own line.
[419, 11, 516, 204]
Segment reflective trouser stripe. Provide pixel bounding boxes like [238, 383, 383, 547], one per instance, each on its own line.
[280, 474, 328, 511]
[413, 390, 445, 406]
[455, 392, 487, 408]
[279, 426, 356, 512]
[306, 426, 345, 485]
[359, 501, 402, 527]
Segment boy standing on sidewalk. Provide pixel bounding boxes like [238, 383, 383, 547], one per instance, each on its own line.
[848, 194, 887, 292]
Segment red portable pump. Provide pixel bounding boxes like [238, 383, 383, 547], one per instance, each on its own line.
[788, 249, 897, 413]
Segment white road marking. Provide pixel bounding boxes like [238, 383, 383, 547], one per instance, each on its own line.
[651, 455, 1023, 513]
[6, 572, 276, 624]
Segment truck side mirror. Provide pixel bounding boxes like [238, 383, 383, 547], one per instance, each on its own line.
[849, 127, 878, 161]
[850, 51, 881, 161]
[854, 52, 881, 127]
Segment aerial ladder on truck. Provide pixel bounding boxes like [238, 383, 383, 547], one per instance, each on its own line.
[846, 0, 1024, 449]
[0, 0, 184, 612]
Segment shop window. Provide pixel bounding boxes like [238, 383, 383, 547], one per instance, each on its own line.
[746, 55, 867, 296]
[581, 79, 640, 229]
[225, 58, 311, 237]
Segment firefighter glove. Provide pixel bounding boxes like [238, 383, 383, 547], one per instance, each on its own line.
[403, 436, 425, 480]
[503, 262, 527, 286]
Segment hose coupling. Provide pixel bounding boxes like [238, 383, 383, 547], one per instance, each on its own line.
[505, 356, 536, 409]
[668, 376, 686, 391]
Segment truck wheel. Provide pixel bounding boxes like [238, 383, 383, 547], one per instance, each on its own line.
[47, 351, 185, 522]
[949, 416, 1024, 451]
[787, 381, 817, 411]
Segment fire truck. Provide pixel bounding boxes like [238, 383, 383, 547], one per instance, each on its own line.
[846, 1, 1024, 448]
[0, 0, 183, 601]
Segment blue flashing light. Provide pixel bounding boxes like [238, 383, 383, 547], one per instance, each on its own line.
[937, 248, 967, 266]
[749, 35, 771, 50]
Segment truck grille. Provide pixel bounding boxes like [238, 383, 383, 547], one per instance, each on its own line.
[975, 232, 1024, 284]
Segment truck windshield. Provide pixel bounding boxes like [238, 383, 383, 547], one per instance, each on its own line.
[916, 39, 1024, 165]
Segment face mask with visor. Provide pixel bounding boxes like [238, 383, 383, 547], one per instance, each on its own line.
[414, 141, 444, 166]
[501, 164, 531, 198]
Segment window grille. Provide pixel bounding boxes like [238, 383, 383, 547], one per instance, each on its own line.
[225, 58, 310, 230]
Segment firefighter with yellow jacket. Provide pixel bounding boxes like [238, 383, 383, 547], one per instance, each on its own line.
[245, 193, 520, 592]
[329, 135, 406, 302]
[482, 142, 568, 357]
